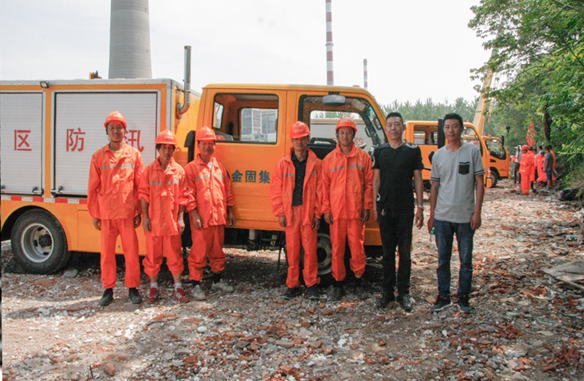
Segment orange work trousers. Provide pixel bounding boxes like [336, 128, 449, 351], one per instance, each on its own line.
[285, 206, 319, 288]
[330, 218, 366, 281]
[143, 234, 184, 277]
[100, 218, 141, 289]
[188, 225, 226, 281]
[521, 175, 531, 195]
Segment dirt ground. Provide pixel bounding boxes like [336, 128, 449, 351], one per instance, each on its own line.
[2, 179, 584, 381]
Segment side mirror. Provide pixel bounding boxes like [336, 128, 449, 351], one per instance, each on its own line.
[323, 94, 346, 106]
[501, 135, 505, 147]
[437, 118, 446, 148]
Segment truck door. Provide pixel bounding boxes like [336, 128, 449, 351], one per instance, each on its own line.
[53, 92, 158, 195]
[0, 92, 44, 195]
[203, 91, 286, 227]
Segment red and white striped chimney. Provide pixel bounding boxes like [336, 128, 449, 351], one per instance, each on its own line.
[325, 0, 334, 86]
[363, 59, 368, 89]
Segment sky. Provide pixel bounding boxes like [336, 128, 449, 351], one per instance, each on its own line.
[0, 0, 491, 106]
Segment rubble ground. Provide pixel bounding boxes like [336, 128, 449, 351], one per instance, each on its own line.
[2, 180, 583, 381]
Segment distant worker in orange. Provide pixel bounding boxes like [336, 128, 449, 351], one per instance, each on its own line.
[322, 116, 374, 301]
[185, 126, 236, 301]
[519, 145, 535, 195]
[271, 121, 322, 300]
[88, 111, 144, 307]
[139, 131, 190, 304]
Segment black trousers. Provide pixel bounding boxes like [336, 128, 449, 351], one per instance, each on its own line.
[378, 206, 414, 295]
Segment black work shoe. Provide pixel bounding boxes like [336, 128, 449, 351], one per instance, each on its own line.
[457, 294, 472, 313]
[354, 284, 369, 299]
[377, 292, 395, 309]
[282, 287, 301, 300]
[330, 284, 344, 302]
[397, 294, 413, 312]
[431, 296, 452, 312]
[99, 288, 114, 307]
[307, 286, 320, 300]
[128, 288, 142, 305]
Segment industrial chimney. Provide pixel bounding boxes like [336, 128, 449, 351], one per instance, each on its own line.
[108, 0, 152, 79]
[363, 59, 368, 90]
[325, 0, 334, 86]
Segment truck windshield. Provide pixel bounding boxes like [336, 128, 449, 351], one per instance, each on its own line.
[300, 95, 386, 154]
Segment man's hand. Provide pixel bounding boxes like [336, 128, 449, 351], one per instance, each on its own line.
[470, 213, 482, 230]
[427, 215, 434, 234]
[228, 210, 236, 228]
[312, 216, 320, 231]
[278, 216, 287, 228]
[143, 217, 151, 233]
[177, 216, 185, 234]
[190, 210, 203, 230]
[324, 213, 333, 225]
[361, 209, 370, 224]
[133, 215, 141, 228]
[93, 218, 101, 231]
[415, 208, 424, 229]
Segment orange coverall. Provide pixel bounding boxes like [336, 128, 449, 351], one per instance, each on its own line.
[184, 155, 234, 281]
[88, 144, 144, 289]
[138, 157, 189, 278]
[321, 144, 373, 281]
[271, 148, 322, 288]
[519, 151, 535, 195]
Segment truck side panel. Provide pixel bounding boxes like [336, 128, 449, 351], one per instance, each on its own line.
[1, 92, 44, 194]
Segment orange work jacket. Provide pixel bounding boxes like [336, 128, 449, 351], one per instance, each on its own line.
[519, 151, 535, 181]
[184, 154, 234, 227]
[88, 143, 143, 220]
[321, 144, 374, 220]
[270, 148, 322, 226]
[138, 157, 189, 236]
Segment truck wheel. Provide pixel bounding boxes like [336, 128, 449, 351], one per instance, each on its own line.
[316, 233, 332, 275]
[490, 172, 498, 188]
[11, 209, 71, 274]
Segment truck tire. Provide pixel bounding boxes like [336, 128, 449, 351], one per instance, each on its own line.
[490, 171, 499, 188]
[11, 209, 71, 274]
[316, 233, 333, 275]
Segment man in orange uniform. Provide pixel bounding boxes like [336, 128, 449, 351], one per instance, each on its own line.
[139, 131, 190, 304]
[271, 121, 322, 300]
[322, 116, 374, 301]
[88, 111, 144, 307]
[185, 126, 236, 301]
[519, 145, 535, 195]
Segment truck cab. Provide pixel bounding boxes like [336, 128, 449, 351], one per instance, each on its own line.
[483, 136, 510, 186]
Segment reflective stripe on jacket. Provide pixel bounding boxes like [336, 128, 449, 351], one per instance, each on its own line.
[138, 157, 189, 236]
[321, 144, 373, 220]
[88, 143, 144, 220]
[270, 148, 322, 225]
[185, 155, 234, 226]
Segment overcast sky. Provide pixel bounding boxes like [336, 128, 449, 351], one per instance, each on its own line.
[0, 0, 490, 106]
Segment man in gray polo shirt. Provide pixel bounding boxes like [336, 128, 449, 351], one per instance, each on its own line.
[427, 113, 484, 313]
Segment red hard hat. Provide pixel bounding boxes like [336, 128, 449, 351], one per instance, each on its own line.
[196, 126, 217, 141]
[522, 145, 529, 150]
[336, 116, 357, 132]
[104, 111, 127, 129]
[290, 121, 310, 139]
[155, 130, 177, 147]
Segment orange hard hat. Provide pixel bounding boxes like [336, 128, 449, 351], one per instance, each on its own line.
[196, 126, 217, 141]
[522, 145, 529, 150]
[336, 116, 357, 132]
[155, 130, 177, 147]
[290, 121, 310, 139]
[104, 111, 127, 129]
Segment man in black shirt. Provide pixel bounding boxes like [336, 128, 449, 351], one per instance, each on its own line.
[373, 112, 424, 311]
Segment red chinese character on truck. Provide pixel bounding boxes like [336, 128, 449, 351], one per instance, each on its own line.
[14, 130, 32, 151]
[66, 128, 86, 152]
[125, 130, 144, 152]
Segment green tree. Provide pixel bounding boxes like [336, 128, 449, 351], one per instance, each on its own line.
[381, 98, 477, 123]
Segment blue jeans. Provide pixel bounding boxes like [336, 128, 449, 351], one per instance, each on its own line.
[434, 219, 475, 298]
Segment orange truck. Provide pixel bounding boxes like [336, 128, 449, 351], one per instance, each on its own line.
[1, 71, 388, 274]
[404, 120, 494, 189]
[483, 136, 510, 186]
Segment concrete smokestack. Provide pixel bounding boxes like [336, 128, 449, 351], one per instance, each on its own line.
[108, 0, 152, 79]
[325, 0, 334, 86]
[363, 59, 368, 90]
